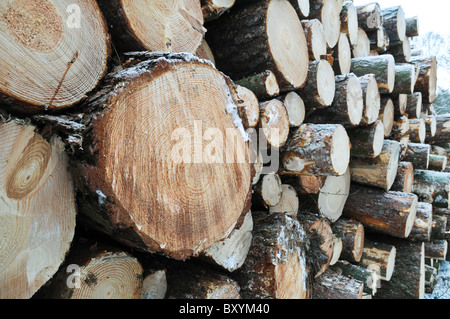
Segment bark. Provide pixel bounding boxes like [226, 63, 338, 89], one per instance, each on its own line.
[281, 123, 350, 176]
[355, 2, 382, 32]
[349, 139, 401, 191]
[425, 114, 450, 145]
[312, 268, 364, 299]
[431, 214, 448, 240]
[206, 0, 310, 92]
[409, 55, 438, 104]
[343, 185, 418, 238]
[408, 119, 426, 144]
[405, 92, 422, 119]
[388, 38, 411, 63]
[0, 120, 77, 299]
[331, 218, 365, 263]
[409, 202, 433, 242]
[406, 16, 420, 37]
[288, 0, 310, 18]
[424, 240, 448, 260]
[0, 0, 111, 113]
[393, 63, 416, 95]
[332, 260, 378, 295]
[428, 154, 447, 172]
[201, 0, 235, 22]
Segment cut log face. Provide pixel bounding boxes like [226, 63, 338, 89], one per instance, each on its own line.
[347, 121, 385, 158]
[74, 53, 252, 260]
[405, 92, 422, 119]
[281, 124, 350, 176]
[253, 173, 283, 209]
[408, 119, 426, 144]
[0, 121, 77, 299]
[259, 99, 290, 148]
[301, 19, 328, 61]
[333, 33, 352, 75]
[389, 37, 411, 63]
[351, 55, 396, 94]
[343, 185, 418, 239]
[202, 0, 235, 22]
[350, 139, 401, 191]
[0, 0, 110, 112]
[232, 85, 260, 129]
[404, 143, 431, 170]
[358, 74, 381, 125]
[426, 114, 450, 145]
[379, 98, 395, 137]
[280, 92, 306, 127]
[235, 70, 280, 101]
[289, 0, 310, 18]
[356, 2, 382, 31]
[409, 202, 433, 242]
[332, 218, 365, 263]
[269, 184, 299, 217]
[340, 1, 359, 46]
[352, 28, 371, 58]
[206, 0, 310, 92]
[410, 56, 437, 104]
[391, 161, 414, 193]
[98, 0, 204, 54]
[309, 0, 341, 49]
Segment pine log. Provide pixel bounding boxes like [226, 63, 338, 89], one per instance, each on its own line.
[98, 0, 204, 53]
[343, 185, 418, 239]
[297, 60, 336, 109]
[368, 27, 389, 53]
[297, 212, 335, 278]
[408, 119, 426, 144]
[312, 268, 364, 299]
[0, 0, 110, 113]
[201, 211, 253, 272]
[406, 16, 420, 37]
[309, 0, 341, 49]
[259, 99, 290, 148]
[301, 19, 328, 61]
[390, 116, 410, 141]
[426, 114, 450, 145]
[355, 2, 382, 32]
[252, 173, 283, 209]
[269, 184, 300, 217]
[340, 1, 359, 46]
[424, 241, 448, 260]
[388, 37, 412, 63]
[332, 260, 379, 295]
[332, 33, 352, 75]
[409, 202, 433, 242]
[347, 121, 385, 158]
[381, 6, 406, 43]
[281, 124, 350, 176]
[306, 73, 364, 127]
[352, 28, 371, 58]
[405, 92, 422, 119]
[56, 52, 253, 261]
[424, 115, 437, 140]
[330, 235, 343, 266]
[331, 218, 365, 263]
[201, 0, 235, 22]
[295, 169, 351, 222]
[409, 56, 438, 104]
[233, 211, 310, 299]
[431, 214, 447, 240]
[0, 120, 77, 299]
[278, 92, 306, 127]
[374, 240, 425, 299]
[428, 154, 447, 172]
[206, 0, 310, 92]
[391, 161, 414, 193]
[349, 139, 401, 191]
[379, 98, 395, 137]
[350, 55, 396, 94]
[359, 240, 396, 281]
[393, 94, 408, 117]
[358, 74, 381, 125]
[288, 0, 310, 18]
[165, 262, 241, 299]
[232, 85, 260, 129]
[413, 170, 450, 209]
[37, 239, 144, 299]
[392, 63, 416, 95]
[234, 70, 280, 101]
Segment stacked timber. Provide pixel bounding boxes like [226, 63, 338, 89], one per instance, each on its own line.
[0, 0, 447, 301]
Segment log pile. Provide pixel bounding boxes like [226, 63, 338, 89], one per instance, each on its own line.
[0, 0, 447, 301]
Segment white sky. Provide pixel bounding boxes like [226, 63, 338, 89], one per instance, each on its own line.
[351, 0, 450, 35]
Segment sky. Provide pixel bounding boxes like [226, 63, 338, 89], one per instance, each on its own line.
[351, 0, 450, 35]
